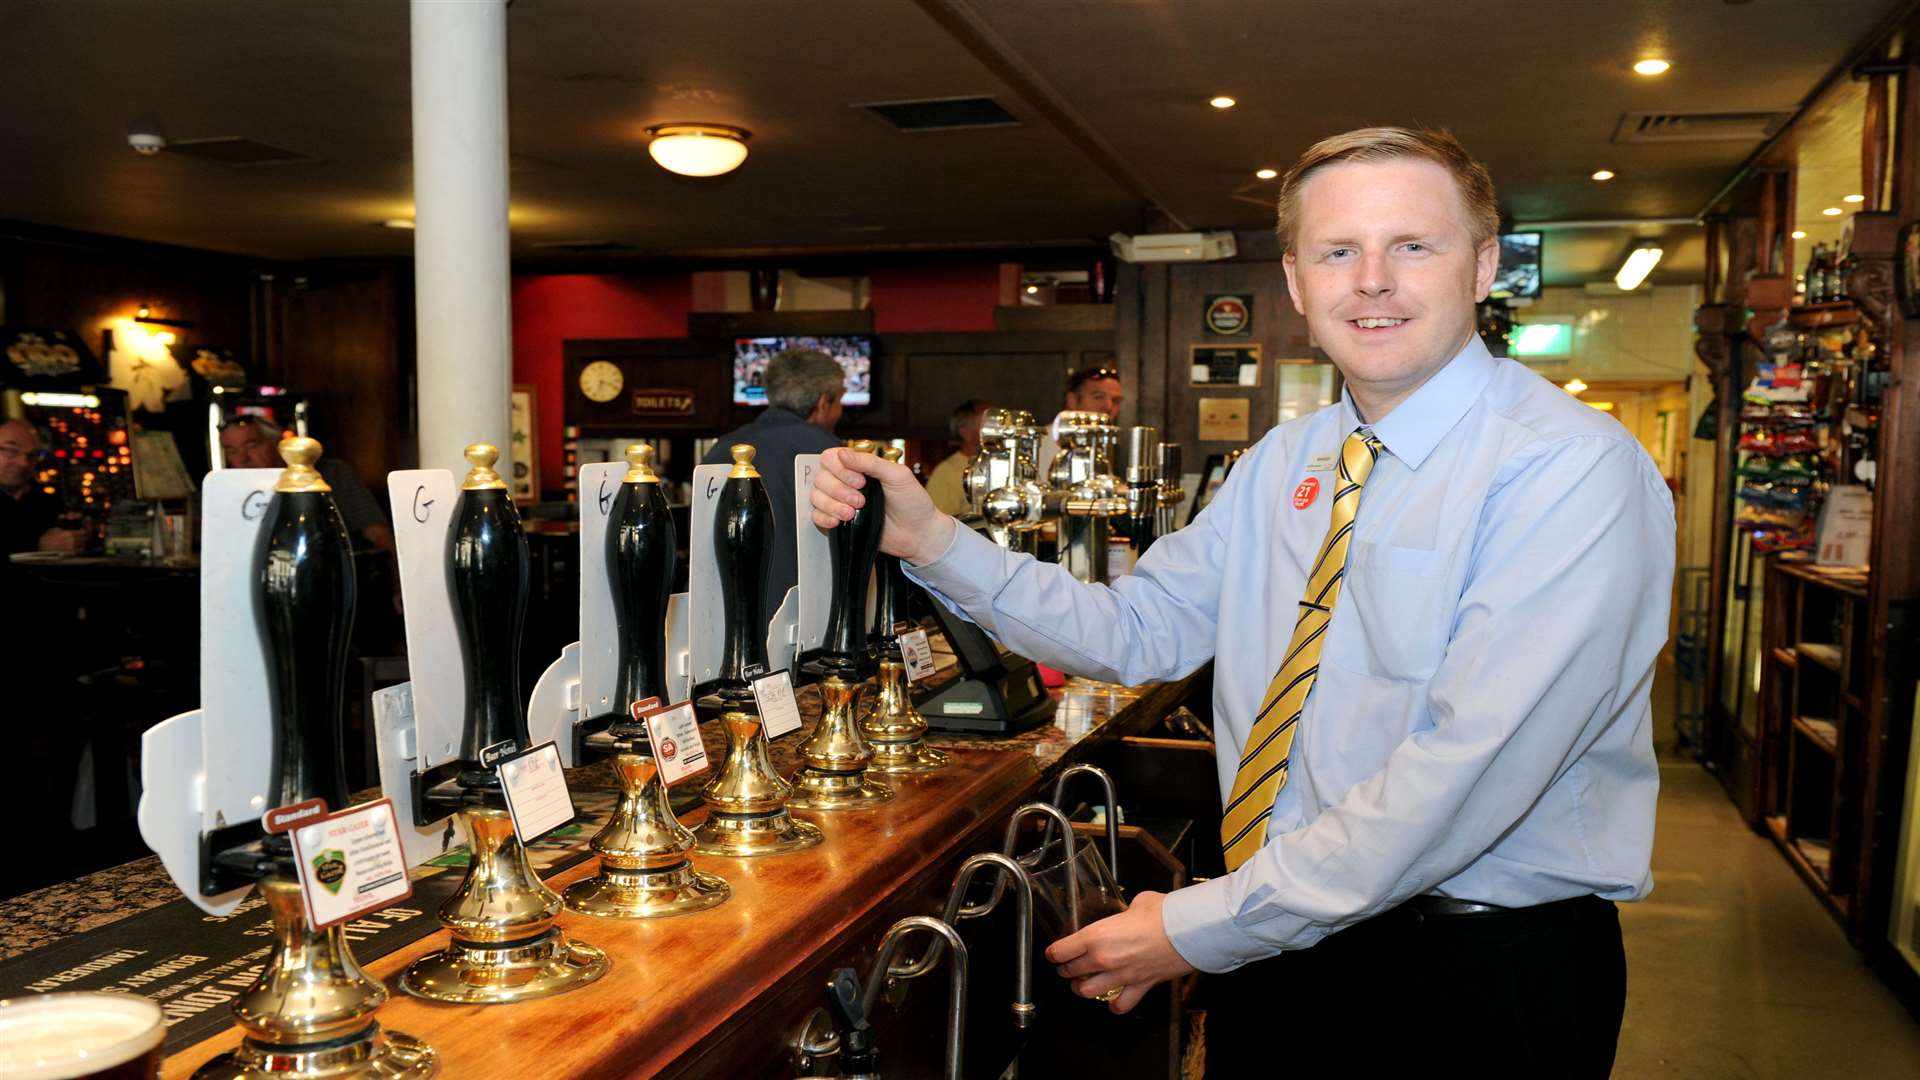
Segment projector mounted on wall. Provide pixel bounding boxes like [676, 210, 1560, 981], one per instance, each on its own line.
[1109, 231, 1238, 263]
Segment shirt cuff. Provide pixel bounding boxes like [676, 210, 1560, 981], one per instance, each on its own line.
[1161, 876, 1263, 974]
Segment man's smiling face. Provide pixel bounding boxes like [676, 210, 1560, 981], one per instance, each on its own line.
[1283, 158, 1498, 418]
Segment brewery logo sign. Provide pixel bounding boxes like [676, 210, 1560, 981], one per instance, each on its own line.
[1205, 294, 1253, 336]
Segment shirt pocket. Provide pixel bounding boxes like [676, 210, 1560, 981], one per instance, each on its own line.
[1322, 539, 1453, 681]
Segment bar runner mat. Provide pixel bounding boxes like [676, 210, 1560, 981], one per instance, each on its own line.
[0, 794, 616, 1054]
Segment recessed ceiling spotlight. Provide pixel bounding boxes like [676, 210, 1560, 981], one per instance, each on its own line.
[1791, 230, 1807, 239]
[1590, 169, 1616, 181]
[1822, 206, 1844, 216]
[1633, 58, 1671, 76]
[1025, 284, 1039, 295]
[1255, 167, 1278, 180]
[1208, 95, 1237, 109]
[1843, 193, 1865, 203]
[382, 219, 415, 230]
[646, 123, 750, 177]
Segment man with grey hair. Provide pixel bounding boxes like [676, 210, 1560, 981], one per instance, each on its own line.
[702, 347, 847, 628]
[0, 418, 83, 557]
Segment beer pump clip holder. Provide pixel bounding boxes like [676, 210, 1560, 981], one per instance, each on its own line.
[373, 468, 470, 864]
[138, 467, 283, 914]
[529, 457, 692, 767]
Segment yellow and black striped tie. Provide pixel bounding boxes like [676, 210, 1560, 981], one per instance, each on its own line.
[1220, 429, 1384, 871]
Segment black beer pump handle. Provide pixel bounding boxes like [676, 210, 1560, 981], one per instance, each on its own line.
[869, 445, 912, 653]
[608, 443, 675, 732]
[257, 437, 356, 837]
[818, 440, 886, 673]
[714, 443, 773, 689]
[446, 442, 532, 791]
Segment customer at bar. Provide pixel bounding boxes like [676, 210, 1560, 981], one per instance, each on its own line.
[702, 346, 845, 629]
[218, 417, 393, 556]
[0, 418, 83, 556]
[809, 127, 1670, 1077]
[1038, 365, 1125, 478]
[926, 398, 990, 517]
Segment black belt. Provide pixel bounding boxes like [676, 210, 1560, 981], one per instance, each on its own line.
[1405, 894, 1509, 918]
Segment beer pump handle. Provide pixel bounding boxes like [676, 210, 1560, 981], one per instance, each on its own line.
[817, 440, 886, 674]
[714, 444, 774, 688]
[870, 445, 913, 652]
[446, 443, 532, 787]
[608, 443, 676, 727]
[255, 437, 356, 859]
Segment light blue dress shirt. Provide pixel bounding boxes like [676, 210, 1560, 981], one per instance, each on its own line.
[906, 335, 1673, 973]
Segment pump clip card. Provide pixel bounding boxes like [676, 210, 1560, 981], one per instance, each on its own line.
[496, 742, 577, 844]
[753, 669, 805, 739]
[900, 629, 938, 683]
[643, 702, 710, 786]
[291, 799, 414, 931]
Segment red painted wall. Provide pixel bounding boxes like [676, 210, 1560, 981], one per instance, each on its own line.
[511, 264, 1003, 495]
[511, 273, 692, 495]
[869, 265, 1001, 332]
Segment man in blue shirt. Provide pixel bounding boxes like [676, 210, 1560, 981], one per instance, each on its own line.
[810, 127, 1670, 1075]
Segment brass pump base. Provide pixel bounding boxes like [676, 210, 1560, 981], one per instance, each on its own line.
[692, 709, 823, 857]
[194, 1026, 436, 1080]
[862, 658, 950, 776]
[790, 675, 893, 810]
[399, 808, 609, 1004]
[564, 752, 731, 919]
[194, 877, 436, 1079]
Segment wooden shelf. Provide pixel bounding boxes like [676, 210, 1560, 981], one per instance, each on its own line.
[1764, 814, 1852, 920]
[1798, 836, 1834, 880]
[1794, 715, 1839, 754]
[1772, 645, 1798, 666]
[1798, 642, 1843, 671]
[1789, 300, 1861, 328]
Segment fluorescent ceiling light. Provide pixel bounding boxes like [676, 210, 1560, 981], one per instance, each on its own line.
[1614, 246, 1662, 290]
[1633, 58, 1671, 76]
[646, 124, 750, 177]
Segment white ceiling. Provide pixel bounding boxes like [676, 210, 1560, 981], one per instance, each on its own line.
[0, 0, 1905, 285]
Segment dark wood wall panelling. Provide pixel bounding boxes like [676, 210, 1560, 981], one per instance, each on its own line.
[1113, 230, 1322, 459]
[268, 263, 415, 485]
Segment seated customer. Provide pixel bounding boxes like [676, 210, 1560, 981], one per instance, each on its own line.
[219, 417, 394, 555]
[0, 418, 83, 556]
[926, 399, 990, 517]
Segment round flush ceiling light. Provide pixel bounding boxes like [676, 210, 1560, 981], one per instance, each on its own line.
[1590, 169, 1616, 181]
[1255, 167, 1278, 180]
[646, 124, 750, 177]
[1632, 58, 1671, 76]
[1209, 95, 1237, 109]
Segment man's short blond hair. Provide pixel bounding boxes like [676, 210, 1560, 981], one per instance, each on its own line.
[1275, 126, 1500, 253]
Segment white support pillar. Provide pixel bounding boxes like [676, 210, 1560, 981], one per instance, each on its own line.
[410, 0, 513, 476]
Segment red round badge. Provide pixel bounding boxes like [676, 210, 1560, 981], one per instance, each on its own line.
[1292, 477, 1320, 510]
[658, 737, 678, 761]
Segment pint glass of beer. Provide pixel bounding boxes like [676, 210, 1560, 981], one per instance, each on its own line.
[0, 992, 164, 1079]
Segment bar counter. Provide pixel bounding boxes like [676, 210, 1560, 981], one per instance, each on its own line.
[0, 666, 1200, 1078]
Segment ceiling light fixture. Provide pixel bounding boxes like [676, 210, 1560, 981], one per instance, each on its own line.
[1792, 230, 1807, 239]
[1209, 95, 1237, 109]
[1255, 167, 1278, 180]
[1844, 193, 1865, 203]
[1614, 246, 1663, 291]
[645, 124, 750, 177]
[1025, 284, 1039, 295]
[1822, 206, 1844, 216]
[1633, 58, 1671, 76]
[1563, 378, 1588, 395]
[382, 219, 415, 230]
[1590, 169, 1616, 181]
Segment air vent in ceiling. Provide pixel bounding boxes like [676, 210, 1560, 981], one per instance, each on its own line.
[1614, 110, 1791, 144]
[529, 240, 638, 253]
[860, 96, 1019, 132]
[168, 136, 316, 166]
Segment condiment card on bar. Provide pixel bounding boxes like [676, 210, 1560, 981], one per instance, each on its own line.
[496, 742, 576, 843]
[291, 799, 414, 931]
[753, 669, 805, 739]
[900, 629, 938, 683]
[642, 702, 710, 786]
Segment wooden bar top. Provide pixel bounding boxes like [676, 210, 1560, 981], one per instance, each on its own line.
[164, 747, 1043, 1078]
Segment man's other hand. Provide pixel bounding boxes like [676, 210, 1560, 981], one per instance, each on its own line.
[810, 446, 955, 566]
[36, 527, 84, 554]
[1043, 891, 1196, 1014]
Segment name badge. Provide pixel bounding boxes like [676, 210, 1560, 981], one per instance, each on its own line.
[1306, 452, 1336, 473]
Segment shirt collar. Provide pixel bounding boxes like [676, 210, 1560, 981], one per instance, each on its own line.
[1337, 334, 1498, 470]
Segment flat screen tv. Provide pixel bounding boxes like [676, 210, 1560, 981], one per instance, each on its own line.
[1490, 231, 1543, 300]
[732, 335, 873, 407]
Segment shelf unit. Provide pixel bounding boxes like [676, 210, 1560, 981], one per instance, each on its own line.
[1760, 560, 1873, 920]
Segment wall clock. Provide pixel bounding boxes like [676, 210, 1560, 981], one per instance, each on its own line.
[578, 359, 625, 403]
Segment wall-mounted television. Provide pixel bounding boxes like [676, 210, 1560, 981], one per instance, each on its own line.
[732, 335, 873, 407]
[1490, 231, 1543, 300]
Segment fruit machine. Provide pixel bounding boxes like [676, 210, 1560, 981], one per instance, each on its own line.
[1, 326, 137, 528]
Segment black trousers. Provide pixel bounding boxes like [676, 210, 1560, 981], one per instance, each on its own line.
[1202, 895, 1625, 1079]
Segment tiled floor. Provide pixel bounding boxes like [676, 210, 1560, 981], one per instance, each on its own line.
[1615, 672, 1920, 1077]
